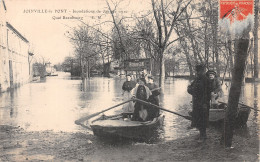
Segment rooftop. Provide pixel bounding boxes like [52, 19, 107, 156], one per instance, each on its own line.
[6, 22, 29, 43]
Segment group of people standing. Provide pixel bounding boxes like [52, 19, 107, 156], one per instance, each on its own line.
[122, 73, 160, 121]
[187, 64, 222, 141]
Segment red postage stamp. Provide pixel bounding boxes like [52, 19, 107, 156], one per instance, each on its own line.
[219, 0, 254, 23]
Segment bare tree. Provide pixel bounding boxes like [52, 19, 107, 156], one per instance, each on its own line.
[151, 0, 192, 86]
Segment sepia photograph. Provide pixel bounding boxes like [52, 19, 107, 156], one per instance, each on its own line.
[0, 0, 259, 161]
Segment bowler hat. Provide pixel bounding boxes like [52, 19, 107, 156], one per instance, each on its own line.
[195, 64, 205, 71]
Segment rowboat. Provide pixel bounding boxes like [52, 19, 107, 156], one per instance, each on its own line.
[188, 102, 251, 127]
[210, 102, 251, 124]
[90, 114, 164, 140]
[209, 102, 251, 126]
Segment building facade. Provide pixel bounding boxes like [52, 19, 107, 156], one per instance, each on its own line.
[0, 0, 32, 93]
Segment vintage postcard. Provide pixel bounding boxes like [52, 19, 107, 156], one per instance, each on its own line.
[0, 0, 259, 161]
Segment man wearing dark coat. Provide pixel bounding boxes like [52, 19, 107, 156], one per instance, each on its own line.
[146, 75, 160, 120]
[187, 64, 210, 141]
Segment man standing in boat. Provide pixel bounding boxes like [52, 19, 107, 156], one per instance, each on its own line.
[187, 64, 209, 141]
[122, 74, 136, 117]
[146, 75, 160, 120]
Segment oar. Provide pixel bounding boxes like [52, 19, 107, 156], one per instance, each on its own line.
[75, 99, 134, 125]
[134, 98, 192, 120]
[218, 101, 259, 112]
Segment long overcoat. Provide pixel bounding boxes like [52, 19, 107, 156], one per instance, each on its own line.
[187, 75, 210, 129]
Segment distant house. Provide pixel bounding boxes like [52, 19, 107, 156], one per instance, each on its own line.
[113, 45, 152, 78]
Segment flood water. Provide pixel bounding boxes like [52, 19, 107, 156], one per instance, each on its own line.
[0, 72, 259, 142]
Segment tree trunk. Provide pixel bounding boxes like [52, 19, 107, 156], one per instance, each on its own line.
[101, 44, 105, 75]
[186, 30, 198, 63]
[204, 20, 209, 69]
[185, 11, 202, 64]
[81, 54, 84, 79]
[172, 56, 175, 76]
[212, 9, 220, 75]
[223, 38, 249, 147]
[175, 28, 193, 77]
[228, 39, 234, 70]
[71, 59, 73, 75]
[254, 0, 259, 78]
[182, 41, 193, 77]
[159, 49, 165, 87]
[250, 43, 254, 77]
[87, 60, 90, 78]
[79, 54, 82, 77]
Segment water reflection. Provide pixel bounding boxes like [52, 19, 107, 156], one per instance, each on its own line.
[9, 89, 15, 118]
[0, 72, 259, 142]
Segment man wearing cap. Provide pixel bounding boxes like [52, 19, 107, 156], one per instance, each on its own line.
[146, 75, 160, 120]
[187, 64, 209, 141]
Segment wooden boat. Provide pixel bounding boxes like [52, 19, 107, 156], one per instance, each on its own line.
[90, 114, 164, 140]
[209, 102, 251, 126]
